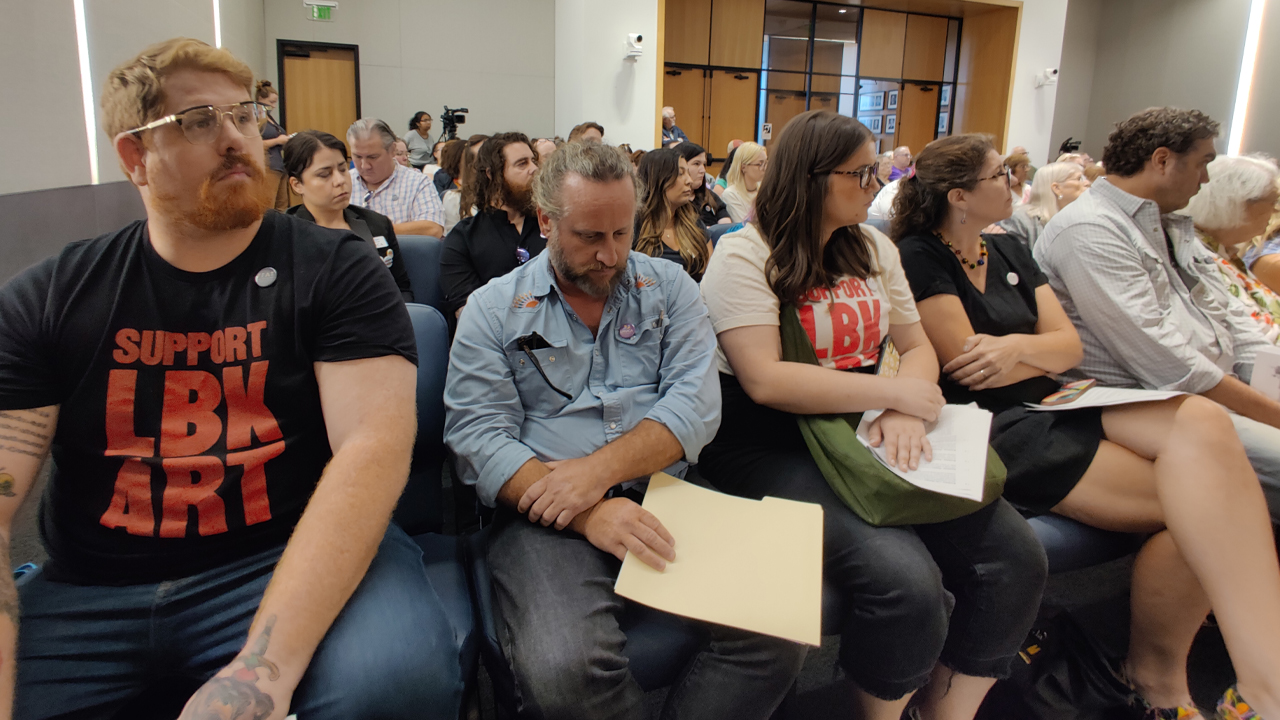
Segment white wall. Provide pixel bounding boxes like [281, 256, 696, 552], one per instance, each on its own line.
[0, 1, 92, 195]
[554, 0, 658, 149]
[261, 0, 555, 142]
[1003, 0, 1071, 165]
[1048, 0, 1101, 161]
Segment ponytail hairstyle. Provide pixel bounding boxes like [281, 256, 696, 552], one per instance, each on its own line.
[890, 134, 995, 241]
[753, 110, 878, 303]
[635, 149, 710, 277]
[254, 79, 275, 101]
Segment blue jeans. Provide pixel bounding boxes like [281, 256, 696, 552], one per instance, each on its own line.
[15, 524, 464, 719]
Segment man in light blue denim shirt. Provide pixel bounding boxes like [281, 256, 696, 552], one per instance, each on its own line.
[445, 141, 805, 720]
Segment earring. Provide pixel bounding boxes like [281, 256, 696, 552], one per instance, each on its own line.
[1056, 194, 1063, 200]
[961, 211, 967, 225]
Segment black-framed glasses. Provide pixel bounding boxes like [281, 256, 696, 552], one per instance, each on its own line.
[829, 165, 881, 189]
[978, 166, 1015, 186]
[119, 102, 269, 144]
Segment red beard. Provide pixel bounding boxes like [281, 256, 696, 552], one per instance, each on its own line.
[153, 152, 275, 232]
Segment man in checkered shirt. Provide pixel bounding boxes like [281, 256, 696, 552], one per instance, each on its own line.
[347, 118, 445, 238]
[1035, 107, 1280, 520]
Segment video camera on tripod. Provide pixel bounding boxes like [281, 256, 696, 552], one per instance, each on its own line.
[440, 106, 469, 141]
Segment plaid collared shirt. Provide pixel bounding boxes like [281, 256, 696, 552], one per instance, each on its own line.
[1034, 178, 1269, 393]
[350, 163, 445, 227]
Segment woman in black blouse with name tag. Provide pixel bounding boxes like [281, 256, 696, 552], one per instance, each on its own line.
[895, 134, 1280, 720]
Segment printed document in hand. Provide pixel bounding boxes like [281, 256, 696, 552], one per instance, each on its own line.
[1251, 345, 1280, 401]
[613, 473, 823, 646]
[855, 405, 991, 503]
[1026, 386, 1183, 411]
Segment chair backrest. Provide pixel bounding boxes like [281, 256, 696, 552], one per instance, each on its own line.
[397, 235, 447, 316]
[393, 303, 451, 535]
[864, 217, 891, 234]
[706, 222, 743, 248]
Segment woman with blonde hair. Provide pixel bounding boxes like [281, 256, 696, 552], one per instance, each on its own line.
[1005, 151, 1032, 206]
[1181, 154, 1280, 341]
[997, 162, 1091, 250]
[634, 148, 712, 280]
[721, 141, 767, 223]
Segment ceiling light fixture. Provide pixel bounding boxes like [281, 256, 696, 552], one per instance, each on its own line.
[1229, 0, 1266, 154]
[73, 0, 99, 185]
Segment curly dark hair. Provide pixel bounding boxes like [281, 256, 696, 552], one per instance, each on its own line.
[890, 134, 994, 241]
[1102, 107, 1220, 178]
[462, 131, 536, 215]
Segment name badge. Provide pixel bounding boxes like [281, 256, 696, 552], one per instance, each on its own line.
[373, 235, 389, 248]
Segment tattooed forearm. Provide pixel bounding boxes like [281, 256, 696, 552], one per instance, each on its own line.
[0, 444, 40, 459]
[0, 410, 52, 436]
[179, 615, 280, 720]
[0, 539, 19, 629]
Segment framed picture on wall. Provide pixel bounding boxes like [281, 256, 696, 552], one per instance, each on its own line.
[938, 111, 950, 134]
[885, 114, 896, 134]
[887, 90, 899, 110]
[858, 92, 885, 112]
[876, 138, 882, 153]
[859, 115, 882, 133]
[940, 85, 952, 106]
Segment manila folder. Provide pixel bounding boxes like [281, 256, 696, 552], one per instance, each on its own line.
[613, 472, 823, 646]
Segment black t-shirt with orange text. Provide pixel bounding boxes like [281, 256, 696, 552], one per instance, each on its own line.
[0, 211, 417, 584]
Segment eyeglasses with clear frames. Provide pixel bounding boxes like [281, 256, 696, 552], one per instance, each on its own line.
[829, 165, 881, 189]
[118, 102, 269, 145]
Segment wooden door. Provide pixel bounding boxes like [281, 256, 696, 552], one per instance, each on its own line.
[898, 84, 939, 156]
[663, 67, 709, 148]
[708, 70, 759, 162]
[765, 92, 807, 147]
[280, 44, 359, 142]
[902, 15, 949, 82]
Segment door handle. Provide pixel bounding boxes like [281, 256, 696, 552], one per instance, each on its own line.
[734, 73, 750, 80]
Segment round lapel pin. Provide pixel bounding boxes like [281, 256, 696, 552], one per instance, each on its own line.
[619, 324, 636, 339]
[255, 267, 278, 288]
[1006, 272, 1019, 286]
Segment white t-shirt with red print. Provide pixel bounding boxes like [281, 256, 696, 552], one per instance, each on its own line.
[700, 223, 920, 375]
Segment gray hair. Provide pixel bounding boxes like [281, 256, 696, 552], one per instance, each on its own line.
[346, 118, 398, 150]
[533, 140, 639, 219]
[1025, 162, 1085, 224]
[1181, 155, 1279, 230]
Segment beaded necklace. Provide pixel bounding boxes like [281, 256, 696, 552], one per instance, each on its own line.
[934, 232, 987, 270]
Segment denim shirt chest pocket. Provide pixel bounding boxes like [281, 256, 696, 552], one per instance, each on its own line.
[608, 310, 671, 386]
[506, 330, 585, 418]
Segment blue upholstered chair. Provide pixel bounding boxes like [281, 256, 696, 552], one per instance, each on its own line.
[397, 235, 448, 316]
[401, 303, 479, 716]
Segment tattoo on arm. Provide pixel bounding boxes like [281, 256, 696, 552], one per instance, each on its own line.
[0, 410, 54, 460]
[0, 540, 18, 630]
[179, 616, 280, 720]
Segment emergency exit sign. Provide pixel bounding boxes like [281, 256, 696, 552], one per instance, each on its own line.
[309, 5, 331, 20]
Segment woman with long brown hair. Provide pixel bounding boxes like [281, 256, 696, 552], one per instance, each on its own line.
[895, 134, 1280, 719]
[698, 111, 1047, 720]
[634, 149, 712, 281]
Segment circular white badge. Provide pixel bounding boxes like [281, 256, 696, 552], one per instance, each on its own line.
[255, 267, 278, 288]
[1006, 272, 1019, 286]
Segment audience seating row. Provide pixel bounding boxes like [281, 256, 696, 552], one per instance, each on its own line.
[8, 237, 1146, 718]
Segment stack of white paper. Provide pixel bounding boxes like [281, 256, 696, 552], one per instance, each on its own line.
[855, 404, 992, 503]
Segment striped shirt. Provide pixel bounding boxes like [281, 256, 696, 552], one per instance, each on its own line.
[1034, 178, 1269, 393]
[350, 163, 445, 227]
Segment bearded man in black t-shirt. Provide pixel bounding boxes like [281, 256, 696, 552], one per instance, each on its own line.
[0, 39, 462, 720]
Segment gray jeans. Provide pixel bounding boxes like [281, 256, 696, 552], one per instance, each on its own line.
[1230, 412, 1280, 522]
[487, 509, 808, 720]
